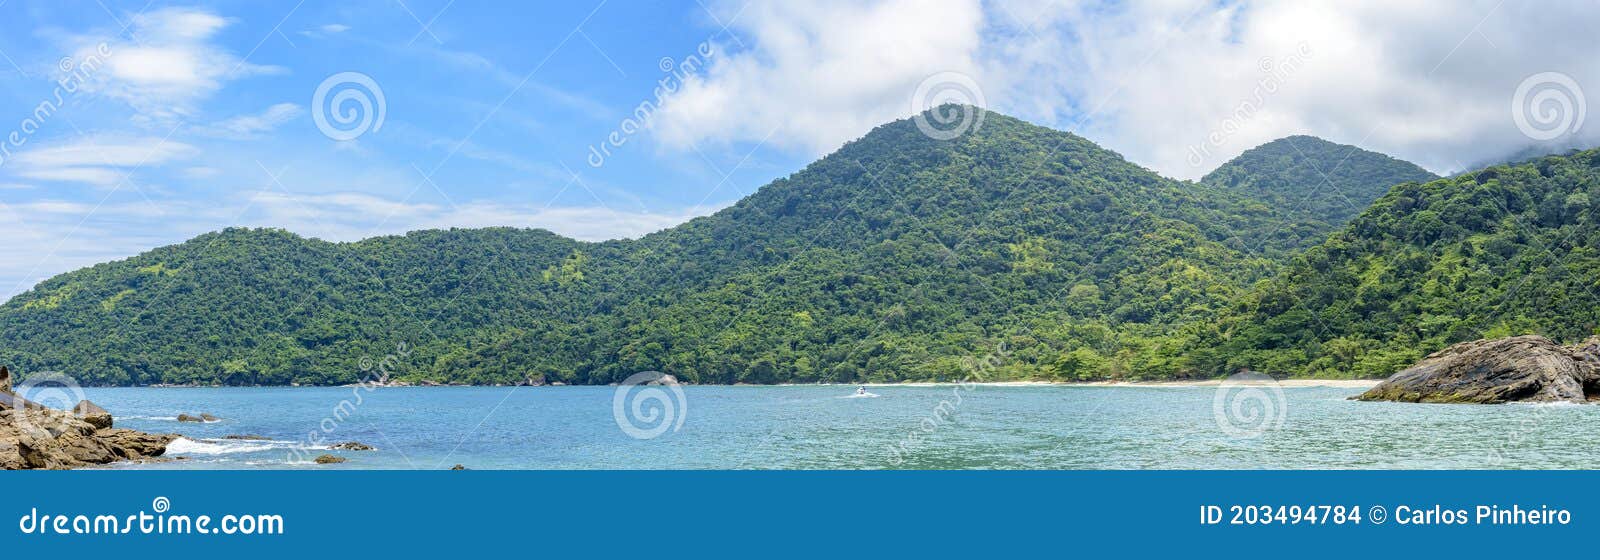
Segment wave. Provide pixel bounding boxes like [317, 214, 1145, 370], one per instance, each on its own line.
[166, 437, 323, 455]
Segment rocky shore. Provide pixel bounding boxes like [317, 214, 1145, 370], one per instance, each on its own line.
[0, 367, 178, 469]
[1356, 335, 1600, 404]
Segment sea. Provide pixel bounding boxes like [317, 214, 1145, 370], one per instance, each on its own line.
[70, 384, 1600, 469]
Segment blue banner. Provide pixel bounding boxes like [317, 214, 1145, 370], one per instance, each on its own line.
[3, 471, 1591, 557]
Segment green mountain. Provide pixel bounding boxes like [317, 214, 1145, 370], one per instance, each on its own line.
[1184, 148, 1600, 378]
[1202, 135, 1438, 249]
[0, 110, 1440, 385]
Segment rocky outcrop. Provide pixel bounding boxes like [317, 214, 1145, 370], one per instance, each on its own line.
[329, 441, 374, 451]
[1357, 335, 1600, 404]
[73, 400, 113, 429]
[1, 376, 177, 469]
[176, 413, 203, 422]
[313, 454, 346, 464]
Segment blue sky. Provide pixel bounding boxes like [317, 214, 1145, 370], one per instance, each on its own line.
[0, 1, 814, 297]
[1, 1, 1596, 298]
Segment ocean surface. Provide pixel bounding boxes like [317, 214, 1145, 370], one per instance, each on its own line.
[73, 384, 1600, 469]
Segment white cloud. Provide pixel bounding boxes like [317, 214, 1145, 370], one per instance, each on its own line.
[68, 7, 286, 122]
[658, 0, 1600, 178]
[242, 190, 721, 242]
[321, 24, 351, 34]
[654, 0, 984, 155]
[197, 103, 305, 139]
[5, 136, 198, 187]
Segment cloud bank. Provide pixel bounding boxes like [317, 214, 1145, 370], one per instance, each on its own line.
[656, 0, 1600, 178]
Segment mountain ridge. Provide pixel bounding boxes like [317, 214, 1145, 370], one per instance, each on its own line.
[0, 109, 1449, 385]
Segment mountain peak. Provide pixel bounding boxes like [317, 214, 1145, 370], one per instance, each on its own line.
[1203, 135, 1438, 225]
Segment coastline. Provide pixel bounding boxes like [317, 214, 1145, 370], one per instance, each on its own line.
[857, 379, 1383, 388]
[107, 378, 1387, 389]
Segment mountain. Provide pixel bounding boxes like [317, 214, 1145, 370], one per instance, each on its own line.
[0, 109, 1434, 386]
[1202, 135, 1438, 248]
[1182, 148, 1600, 378]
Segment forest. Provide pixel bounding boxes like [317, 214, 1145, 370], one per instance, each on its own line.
[3, 109, 1594, 386]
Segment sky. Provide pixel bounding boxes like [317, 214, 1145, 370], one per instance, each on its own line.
[1, 0, 1598, 299]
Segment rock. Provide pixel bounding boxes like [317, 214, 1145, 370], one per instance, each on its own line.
[0, 366, 10, 394]
[329, 441, 374, 451]
[449, 464, 468, 470]
[72, 400, 113, 429]
[176, 413, 204, 422]
[223, 434, 271, 441]
[200, 413, 220, 422]
[1356, 335, 1600, 404]
[313, 454, 347, 464]
[1, 396, 176, 469]
[647, 373, 681, 386]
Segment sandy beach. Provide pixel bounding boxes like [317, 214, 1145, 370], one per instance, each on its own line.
[857, 379, 1383, 388]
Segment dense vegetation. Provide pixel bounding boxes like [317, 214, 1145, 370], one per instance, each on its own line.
[1172, 149, 1600, 378]
[1201, 135, 1438, 249]
[5, 109, 1568, 385]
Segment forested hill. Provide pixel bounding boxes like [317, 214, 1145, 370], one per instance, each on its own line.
[1202, 135, 1439, 248]
[1175, 148, 1600, 378]
[1, 109, 1434, 385]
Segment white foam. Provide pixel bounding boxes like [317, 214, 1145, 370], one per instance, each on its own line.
[166, 437, 276, 455]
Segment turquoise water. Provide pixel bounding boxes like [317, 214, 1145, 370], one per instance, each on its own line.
[72, 385, 1600, 469]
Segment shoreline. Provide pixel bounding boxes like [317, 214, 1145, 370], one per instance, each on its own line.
[104, 379, 1386, 389]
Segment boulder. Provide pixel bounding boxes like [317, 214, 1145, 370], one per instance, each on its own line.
[200, 413, 220, 422]
[313, 454, 347, 464]
[0, 366, 10, 394]
[449, 464, 468, 470]
[2, 398, 176, 469]
[1356, 335, 1600, 404]
[329, 441, 374, 451]
[176, 413, 204, 422]
[72, 400, 113, 429]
